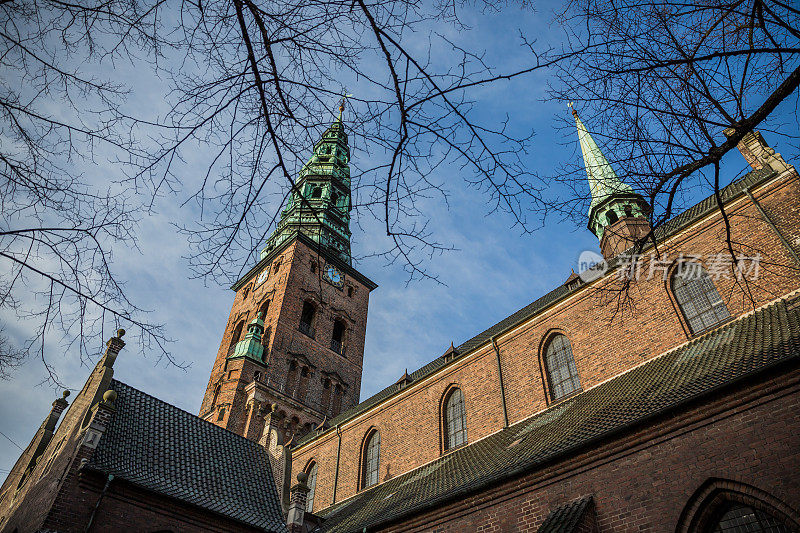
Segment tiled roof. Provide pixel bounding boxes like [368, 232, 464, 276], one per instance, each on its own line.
[316, 293, 800, 532]
[294, 167, 776, 448]
[538, 495, 594, 533]
[87, 380, 288, 532]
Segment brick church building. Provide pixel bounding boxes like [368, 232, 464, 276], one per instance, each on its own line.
[2, 106, 800, 532]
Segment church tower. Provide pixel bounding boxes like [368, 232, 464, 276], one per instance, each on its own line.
[572, 106, 652, 260]
[199, 106, 378, 443]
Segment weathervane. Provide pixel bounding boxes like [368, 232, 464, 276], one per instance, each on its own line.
[338, 91, 353, 121]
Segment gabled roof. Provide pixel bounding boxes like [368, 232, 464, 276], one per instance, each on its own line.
[293, 166, 777, 449]
[316, 293, 800, 532]
[87, 380, 288, 532]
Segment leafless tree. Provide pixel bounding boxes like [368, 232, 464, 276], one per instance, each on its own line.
[138, 0, 557, 286]
[1, 0, 552, 380]
[2, 0, 799, 379]
[0, 0, 176, 381]
[546, 0, 800, 313]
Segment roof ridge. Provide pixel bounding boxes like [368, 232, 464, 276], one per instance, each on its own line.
[110, 379, 266, 450]
[316, 291, 800, 531]
[314, 293, 800, 504]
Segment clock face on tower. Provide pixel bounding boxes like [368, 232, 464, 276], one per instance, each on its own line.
[324, 264, 344, 287]
[256, 268, 269, 285]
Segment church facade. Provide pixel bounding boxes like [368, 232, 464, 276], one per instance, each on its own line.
[1, 108, 800, 532]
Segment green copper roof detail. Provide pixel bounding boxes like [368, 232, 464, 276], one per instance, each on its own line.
[231, 312, 265, 362]
[572, 107, 649, 239]
[261, 112, 353, 264]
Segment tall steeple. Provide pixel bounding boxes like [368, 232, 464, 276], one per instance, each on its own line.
[262, 103, 353, 264]
[571, 106, 651, 258]
[201, 99, 377, 443]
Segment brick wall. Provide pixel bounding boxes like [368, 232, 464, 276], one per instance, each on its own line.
[199, 238, 373, 443]
[291, 170, 800, 513]
[53, 474, 264, 533]
[372, 367, 800, 532]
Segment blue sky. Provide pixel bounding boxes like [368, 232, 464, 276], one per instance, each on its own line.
[2, 1, 798, 483]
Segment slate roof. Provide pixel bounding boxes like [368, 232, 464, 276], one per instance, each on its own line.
[316, 292, 800, 532]
[294, 166, 777, 448]
[538, 495, 594, 533]
[87, 380, 288, 532]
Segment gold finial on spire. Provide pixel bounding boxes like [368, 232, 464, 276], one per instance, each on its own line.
[338, 91, 353, 122]
[568, 101, 578, 118]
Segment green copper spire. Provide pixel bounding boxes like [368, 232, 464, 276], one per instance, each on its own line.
[231, 312, 265, 362]
[261, 103, 353, 264]
[571, 106, 649, 239]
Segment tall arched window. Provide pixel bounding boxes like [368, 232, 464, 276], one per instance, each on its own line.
[332, 384, 343, 416]
[299, 301, 316, 337]
[228, 320, 245, 354]
[544, 334, 581, 401]
[258, 299, 270, 318]
[262, 326, 271, 350]
[305, 462, 318, 513]
[443, 388, 467, 450]
[709, 502, 790, 532]
[361, 429, 380, 489]
[672, 263, 730, 334]
[331, 319, 346, 355]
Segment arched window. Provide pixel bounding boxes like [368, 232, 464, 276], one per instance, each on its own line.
[305, 462, 318, 513]
[311, 186, 322, 198]
[672, 262, 730, 335]
[321, 379, 332, 414]
[443, 388, 467, 450]
[262, 326, 271, 350]
[286, 361, 298, 396]
[228, 320, 245, 354]
[331, 319, 346, 355]
[544, 334, 581, 401]
[332, 384, 343, 416]
[361, 430, 380, 489]
[211, 384, 221, 406]
[217, 407, 225, 421]
[606, 209, 619, 224]
[709, 502, 790, 532]
[258, 299, 270, 319]
[299, 301, 316, 337]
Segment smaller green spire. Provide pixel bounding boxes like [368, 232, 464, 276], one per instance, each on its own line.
[571, 106, 649, 239]
[231, 312, 265, 363]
